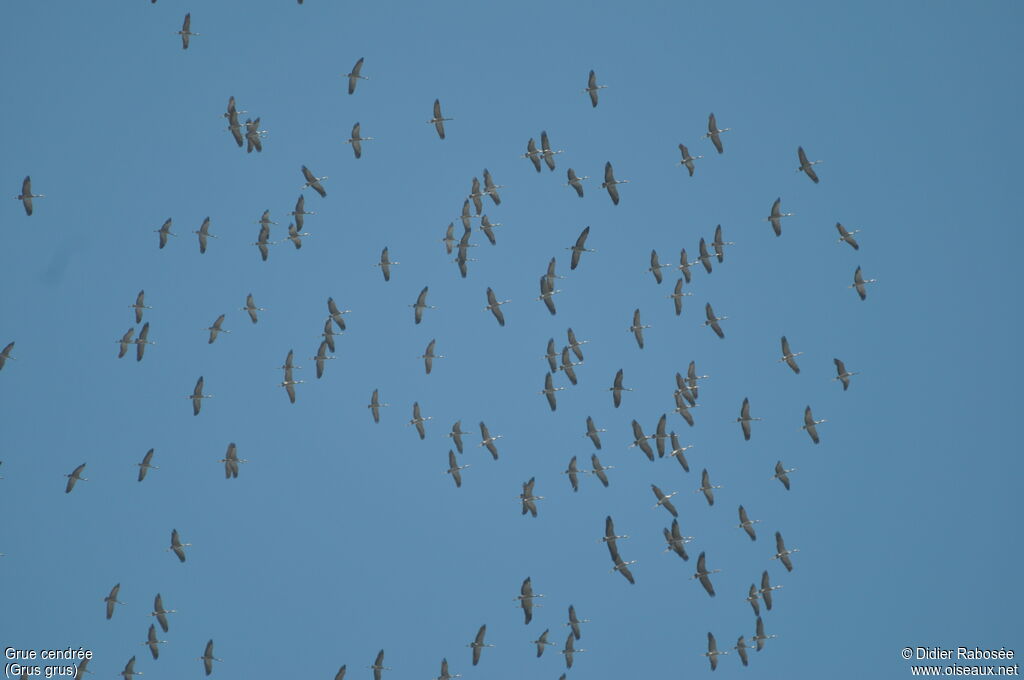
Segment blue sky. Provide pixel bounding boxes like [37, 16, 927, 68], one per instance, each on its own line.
[2, 2, 1022, 678]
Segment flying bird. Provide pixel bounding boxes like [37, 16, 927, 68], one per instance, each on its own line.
[609, 369, 631, 407]
[779, 336, 803, 373]
[520, 477, 542, 517]
[245, 118, 265, 152]
[566, 226, 595, 271]
[347, 122, 374, 159]
[567, 605, 589, 640]
[540, 372, 564, 412]
[584, 416, 604, 449]
[629, 309, 650, 349]
[301, 165, 328, 197]
[760, 569, 782, 610]
[137, 449, 158, 482]
[753, 616, 778, 651]
[65, 463, 87, 493]
[188, 376, 212, 415]
[121, 656, 141, 680]
[479, 214, 501, 245]
[326, 297, 350, 330]
[583, 70, 606, 107]
[668, 432, 692, 470]
[772, 461, 797, 490]
[735, 636, 750, 667]
[651, 484, 679, 517]
[15, 176, 44, 215]
[447, 421, 468, 454]
[667, 278, 692, 316]
[368, 650, 389, 680]
[611, 555, 637, 584]
[678, 248, 694, 283]
[565, 168, 588, 197]
[558, 346, 580, 385]
[516, 577, 543, 624]
[371, 247, 399, 282]
[773, 532, 799, 571]
[484, 288, 510, 326]
[566, 328, 588, 361]
[564, 456, 580, 492]
[168, 529, 190, 563]
[703, 113, 730, 154]
[290, 195, 315, 232]
[428, 99, 452, 139]
[851, 266, 876, 300]
[345, 57, 368, 95]
[219, 443, 245, 480]
[590, 453, 613, 487]
[441, 223, 456, 255]
[435, 658, 457, 680]
[411, 287, 434, 324]
[833, 358, 857, 390]
[537, 276, 559, 315]
[193, 217, 216, 253]
[155, 218, 176, 249]
[177, 13, 198, 49]
[253, 218, 275, 261]
[523, 138, 543, 172]
[737, 397, 761, 441]
[151, 594, 175, 632]
[478, 422, 502, 459]
[705, 632, 727, 670]
[697, 468, 721, 506]
[468, 625, 493, 666]
[540, 130, 563, 171]
[199, 639, 221, 676]
[802, 405, 826, 443]
[241, 294, 264, 324]
[630, 420, 654, 461]
[648, 250, 670, 284]
[368, 389, 388, 423]
[601, 162, 628, 205]
[747, 584, 762, 616]
[143, 624, 166, 660]
[698, 238, 714, 274]
[104, 583, 124, 620]
[796, 146, 822, 183]
[533, 630, 554, 658]
[206, 314, 229, 344]
[561, 633, 585, 669]
[678, 143, 703, 176]
[737, 505, 761, 541]
[653, 413, 669, 457]
[482, 169, 503, 205]
[131, 322, 154, 362]
[704, 303, 727, 338]
[692, 552, 720, 597]
[421, 339, 444, 375]
[712, 225, 733, 262]
[765, 198, 793, 236]
[663, 518, 692, 561]
[444, 450, 469, 488]
[286, 222, 310, 249]
[409, 402, 431, 440]
[602, 515, 629, 562]
[673, 391, 696, 427]
[836, 222, 861, 250]
[131, 290, 151, 323]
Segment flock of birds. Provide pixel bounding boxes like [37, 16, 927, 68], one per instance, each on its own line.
[3, 6, 881, 679]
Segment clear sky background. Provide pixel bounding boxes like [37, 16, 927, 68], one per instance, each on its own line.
[2, 2, 1022, 678]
